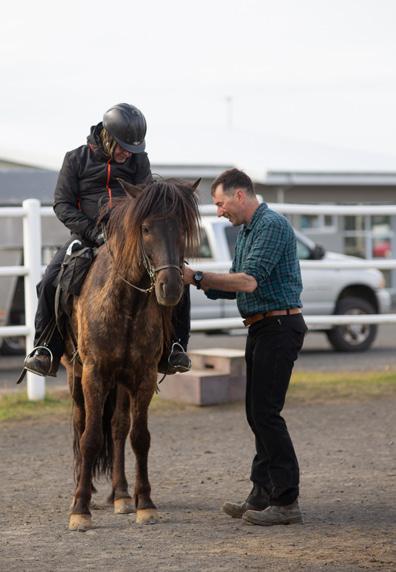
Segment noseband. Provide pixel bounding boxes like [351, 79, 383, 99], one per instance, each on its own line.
[137, 248, 183, 294]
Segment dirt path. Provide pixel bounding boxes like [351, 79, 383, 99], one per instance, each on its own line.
[1, 396, 395, 572]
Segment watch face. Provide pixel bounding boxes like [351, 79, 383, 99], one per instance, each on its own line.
[194, 271, 203, 282]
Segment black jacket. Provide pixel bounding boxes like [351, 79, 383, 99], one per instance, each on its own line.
[53, 123, 152, 243]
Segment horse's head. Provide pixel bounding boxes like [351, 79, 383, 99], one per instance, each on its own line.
[112, 178, 201, 306]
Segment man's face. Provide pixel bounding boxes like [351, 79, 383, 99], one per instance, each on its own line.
[113, 144, 132, 164]
[212, 184, 243, 226]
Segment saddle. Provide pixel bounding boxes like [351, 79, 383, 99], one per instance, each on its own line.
[54, 241, 95, 324]
[54, 241, 96, 357]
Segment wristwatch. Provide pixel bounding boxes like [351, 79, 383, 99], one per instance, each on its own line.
[193, 271, 204, 290]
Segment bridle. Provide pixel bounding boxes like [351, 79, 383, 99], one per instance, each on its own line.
[103, 225, 183, 294]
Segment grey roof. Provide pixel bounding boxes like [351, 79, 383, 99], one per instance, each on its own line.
[151, 164, 232, 179]
[266, 171, 396, 186]
[0, 168, 58, 205]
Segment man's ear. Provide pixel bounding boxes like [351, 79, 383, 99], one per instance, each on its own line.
[117, 178, 143, 199]
[235, 188, 244, 202]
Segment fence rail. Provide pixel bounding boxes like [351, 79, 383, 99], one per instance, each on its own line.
[1, 199, 396, 400]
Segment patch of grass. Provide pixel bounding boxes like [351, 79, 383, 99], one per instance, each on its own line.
[289, 370, 396, 403]
[1, 370, 395, 422]
[0, 387, 185, 423]
[0, 389, 71, 422]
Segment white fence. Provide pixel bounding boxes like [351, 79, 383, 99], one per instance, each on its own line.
[1, 199, 396, 400]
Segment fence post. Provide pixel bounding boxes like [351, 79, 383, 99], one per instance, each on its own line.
[23, 199, 45, 401]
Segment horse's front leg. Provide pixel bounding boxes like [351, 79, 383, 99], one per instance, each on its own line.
[130, 378, 159, 524]
[67, 370, 99, 510]
[69, 367, 107, 531]
[109, 385, 134, 514]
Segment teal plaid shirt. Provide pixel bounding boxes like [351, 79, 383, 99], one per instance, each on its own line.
[206, 203, 303, 317]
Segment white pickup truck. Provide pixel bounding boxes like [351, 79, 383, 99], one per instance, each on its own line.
[189, 216, 391, 352]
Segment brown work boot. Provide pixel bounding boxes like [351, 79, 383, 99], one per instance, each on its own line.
[24, 349, 59, 377]
[222, 484, 270, 518]
[243, 500, 303, 526]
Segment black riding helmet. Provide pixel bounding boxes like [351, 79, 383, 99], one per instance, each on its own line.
[103, 103, 147, 153]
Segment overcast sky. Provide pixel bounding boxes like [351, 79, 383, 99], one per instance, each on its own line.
[2, 0, 396, 174]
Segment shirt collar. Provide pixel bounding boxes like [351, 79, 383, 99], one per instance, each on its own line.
[244, 202, 268, 232]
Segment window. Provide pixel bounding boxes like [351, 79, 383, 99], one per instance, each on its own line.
[224, 225, 241, 257]
[343, 214, 393, 260]
[299, 214, 336, 234]
[300, 214, 320, 230]
[344, 236, 366, 258]
[296, 239, 311, 260]
[343, 216, 367, 258]
[196, 228, 213, 259]
[371, 215, 392, 258]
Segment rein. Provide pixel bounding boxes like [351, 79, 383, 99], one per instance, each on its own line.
[103, 225, 182, 294]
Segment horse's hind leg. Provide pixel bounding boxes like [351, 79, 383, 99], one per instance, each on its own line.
[109, 386, 134, 514]
[68, 371, 84, 485]
[69, 368, 108, 531]
[130, 383, 159, 524]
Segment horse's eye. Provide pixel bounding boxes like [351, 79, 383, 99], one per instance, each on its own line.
[142, 225, 150, 235]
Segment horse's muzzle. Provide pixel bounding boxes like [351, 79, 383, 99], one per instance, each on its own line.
[155, 268, 184, 306]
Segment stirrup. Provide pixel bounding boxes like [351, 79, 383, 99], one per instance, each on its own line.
[23, 345, 54, 376]
[168, 341, 186, 364]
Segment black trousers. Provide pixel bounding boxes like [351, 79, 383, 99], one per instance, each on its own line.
[245, 313, 307, 506]
[34, 241, 191, 357]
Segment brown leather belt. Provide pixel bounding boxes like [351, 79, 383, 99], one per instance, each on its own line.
[243, 308, 302, 327]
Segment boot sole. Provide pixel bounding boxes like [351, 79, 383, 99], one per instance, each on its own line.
[243, 513, 303, 526]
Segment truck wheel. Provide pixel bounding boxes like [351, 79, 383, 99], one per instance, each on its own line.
[0, 337, 26, 356]
[326, 297, 377, 352]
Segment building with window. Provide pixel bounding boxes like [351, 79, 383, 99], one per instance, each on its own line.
[258, 172, 396, 298]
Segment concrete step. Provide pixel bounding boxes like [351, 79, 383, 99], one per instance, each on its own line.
[158, 368, 245, 406]
[158, 348, 246, 406]
[189, 347, 245, 375]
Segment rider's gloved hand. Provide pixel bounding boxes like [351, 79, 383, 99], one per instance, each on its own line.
[85, 226, 105, 246]
[94, 232, 105, 246]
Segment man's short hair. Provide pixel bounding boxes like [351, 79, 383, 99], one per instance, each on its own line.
[211, 168, 255, 197]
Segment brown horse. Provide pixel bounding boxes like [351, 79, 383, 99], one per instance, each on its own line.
[64, 178, 200, 531]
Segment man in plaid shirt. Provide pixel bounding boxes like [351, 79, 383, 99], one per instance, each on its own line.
[184, 168, 307, 526]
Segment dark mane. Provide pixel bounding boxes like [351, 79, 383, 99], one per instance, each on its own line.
[106, 178, 201, 276]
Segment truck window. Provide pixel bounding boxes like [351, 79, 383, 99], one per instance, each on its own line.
[224, 225, 241, 257]
[296, 238, 311, 260]
[197, 228, 213, 259]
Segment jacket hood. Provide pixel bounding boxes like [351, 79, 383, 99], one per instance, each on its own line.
[86, 122, 107, 160]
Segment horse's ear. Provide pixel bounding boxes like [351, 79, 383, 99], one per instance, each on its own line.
[191, 178, 201, 192]
[117, 178, 143, 199]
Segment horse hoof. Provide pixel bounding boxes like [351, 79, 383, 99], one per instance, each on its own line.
[69, 514, 92, 532]
[114, 498, 135, 514]
[136, 508, 159, 525]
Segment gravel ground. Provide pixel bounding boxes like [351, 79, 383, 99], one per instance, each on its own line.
[1, 394, 395, 571]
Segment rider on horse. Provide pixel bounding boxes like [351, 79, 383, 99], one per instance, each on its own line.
[24, 103, 191, 378]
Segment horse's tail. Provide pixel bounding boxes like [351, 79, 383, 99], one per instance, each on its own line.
[72, 384, 116, 482]
[92, 387, 116, 480]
